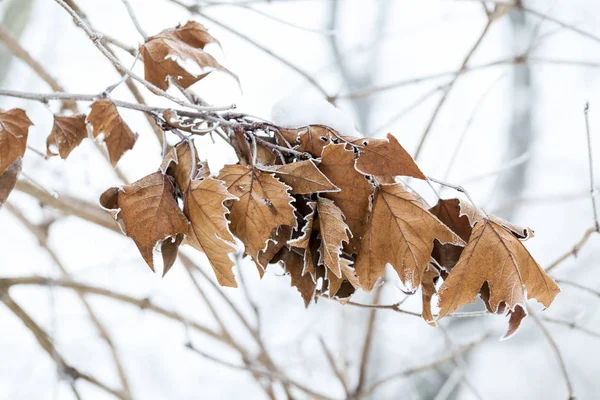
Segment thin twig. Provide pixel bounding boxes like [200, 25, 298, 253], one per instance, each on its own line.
[414, 14, 495, 161]
[543, 316, 600, 339]
[0, 276, 232, 347]
[584, 102, 600, 232]
[6, 203, 132, 398]
[545, 226, 597, 273]
[185, 342, 334, 400]
[121, 0, 147, 39]
[0, 291, 127, 400]
[165, 0, 330, 99]
[318, 337, 351, 397]
[353, 286, 383, 397]
[555, 279, 600, 298]
[529, 309, 575, 400]
[362, 333, 491, 398]
[54, 0, 233, 113]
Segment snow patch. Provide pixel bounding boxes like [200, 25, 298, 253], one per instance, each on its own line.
[271, 93, 361, 137]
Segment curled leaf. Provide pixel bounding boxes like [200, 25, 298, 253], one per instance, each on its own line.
[100, 171, 189, 273]
[140, 21, 237, 90]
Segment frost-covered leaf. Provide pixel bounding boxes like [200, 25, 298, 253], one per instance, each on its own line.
[0, 108, 33, 174]
[88, 99, 138, 167]
[217, 165, 296, 268]
[350, 134, 425, 179]
[274, 247, 316, 307]
[184, 177, 239, 287]
[355, 183, 463, 292]
[318, 143, 375, 252]
[46, 114, 87, 159]
[140, 21, 237, 90]
[317, 197, 351, 278]
[437, 218, 560, 336]
[259, 159, 338, 195]
[100, 171, 189, 273]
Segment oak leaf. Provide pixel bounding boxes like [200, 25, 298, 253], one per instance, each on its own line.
[88, 99, 138, 167]
[184, 177, 239, 287]
[0, 158, 21, 208]
[259, 160, 338, 195]
[0, 108, 33, 174]
[217, 165, 296, 267]
[349, 134, 425, 179]
[140, 21, 237, 90]
[46, 114, 88, 159]
[319, 144, 375, 252]
[355, 183, 463, 292]
[100, 171, 189, 273]
[316, 197, 351, 278]
[437, 218, 560, 333]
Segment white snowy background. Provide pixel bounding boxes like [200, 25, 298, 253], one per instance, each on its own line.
[1, 0, 600, 399]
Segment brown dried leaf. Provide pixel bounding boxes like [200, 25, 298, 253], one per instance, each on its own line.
[319, 144, 375, 252]
[437, 219, 560, 325]
[327, 258, 360, 298]
[88, 99, 138, 167]
[161, 141, 208, 193]
[100, 171, 189, 273]
[140, 22, 237, 90]
[46, 114, 88, 159]
[349, 134, 425, 179]
[184, 177, 239, 287]
[275, 247, 316, 307]
[297, 125, 343, 157]
[0, 158, 21, 207]
[260, 160, 338, 195]
[355, 183, 463, 292]
[217, 165, 296, 267]
[0, 108, 33, 174]
[317, 197, 351, 278]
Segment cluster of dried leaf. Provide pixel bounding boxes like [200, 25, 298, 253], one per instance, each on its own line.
[0, 21, 560, 338]
[105, 122, 559, 339]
